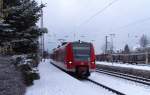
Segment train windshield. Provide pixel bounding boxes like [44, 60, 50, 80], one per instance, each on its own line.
[72, 43, 91, 61]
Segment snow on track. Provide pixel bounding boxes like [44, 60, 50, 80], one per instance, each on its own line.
[25, 59, 115, 95]
[96, 61, 150, 71]
[82, 80, 117, 95]
[89, 72, 150, 95]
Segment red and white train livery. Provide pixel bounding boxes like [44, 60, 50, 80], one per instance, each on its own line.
[51, 41, 96, 77]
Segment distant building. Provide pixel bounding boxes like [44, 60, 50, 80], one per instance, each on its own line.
[0, 0, 13, 55]
[133, 45, 150, 53]
[0, 0, 10, 20]
[0, 0, 3, 20]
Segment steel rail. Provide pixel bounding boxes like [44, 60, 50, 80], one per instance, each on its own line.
[87, 78, 125, 95]
[50, 61, 125, 95]
[96, 68, 150, 86]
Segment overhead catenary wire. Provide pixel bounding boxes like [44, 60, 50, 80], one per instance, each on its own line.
[73, 0, 119, 41]
[110, 16, 150, 34]
[78, 0, 119, 27]
[117, 17, 150, 29]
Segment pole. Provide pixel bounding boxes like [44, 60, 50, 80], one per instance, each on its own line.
[40, 1, 44, 58]
[110, 34, 115, 53]
[105, 36, 108, 54]
[74, 32, 76, 41]
[146, 51, 148, 64]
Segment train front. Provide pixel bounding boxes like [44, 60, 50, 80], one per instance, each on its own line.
[66, 41, 96, 78]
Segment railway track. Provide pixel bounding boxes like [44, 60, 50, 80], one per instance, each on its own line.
[86, 78, 125, 95]
[96, 68, 150, 86]
[51, 61, 125, 95]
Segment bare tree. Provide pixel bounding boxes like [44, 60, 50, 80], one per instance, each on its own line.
[101, 42, 112, 54]
[124, 44, 130, 53]
[139, 34, 148, 48]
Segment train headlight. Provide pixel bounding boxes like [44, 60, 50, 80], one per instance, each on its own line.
[69, 61, 72, 64]
[91, 62, 95, 64]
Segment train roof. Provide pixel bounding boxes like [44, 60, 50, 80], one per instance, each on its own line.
[72, 42, 91, 45]
[52, 41, 92, 52]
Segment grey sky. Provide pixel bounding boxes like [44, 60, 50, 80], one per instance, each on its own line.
[37, 0, 150, 54]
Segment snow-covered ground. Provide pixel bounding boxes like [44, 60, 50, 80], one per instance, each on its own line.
[89, 72, 150, 95]
[96, 61, 150, 71]
[25, 59, 116, 95]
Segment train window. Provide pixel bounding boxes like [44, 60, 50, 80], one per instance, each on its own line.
[72, 43, 91, 61]
[73, 47, 90, 50]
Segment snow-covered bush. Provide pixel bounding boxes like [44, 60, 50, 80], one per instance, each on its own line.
[12, 54, 40, 86]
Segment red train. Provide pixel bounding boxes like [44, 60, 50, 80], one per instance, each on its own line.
[51, 41, 96, 78]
